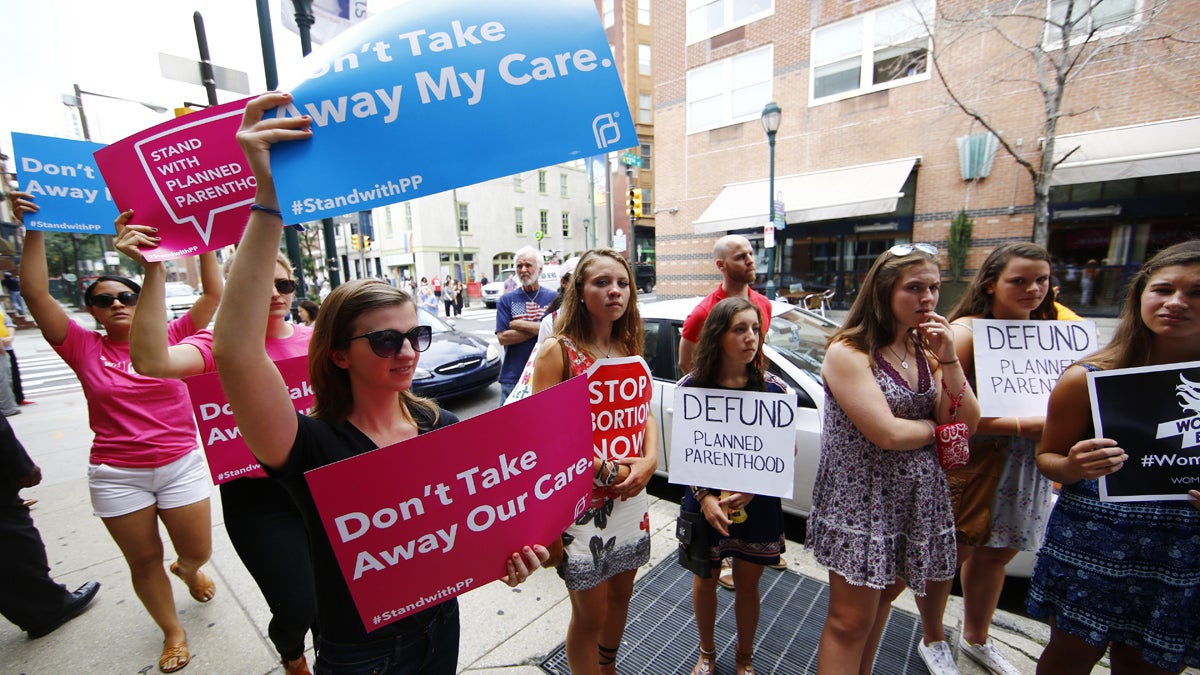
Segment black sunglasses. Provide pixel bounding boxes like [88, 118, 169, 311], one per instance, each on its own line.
[89, 291, 139, 308]
[349, 326, 432, 357]
[274, 279, 297, 294]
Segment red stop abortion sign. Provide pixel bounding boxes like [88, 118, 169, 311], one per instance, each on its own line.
[585, 356, 653, 461]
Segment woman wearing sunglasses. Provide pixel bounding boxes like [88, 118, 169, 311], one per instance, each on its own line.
[213, 92, 547, 675]
[115, 223, 318, 675]
[807, 243, 979, 675]
[529, 248, 658, 675]
[10, 192, 221, 673]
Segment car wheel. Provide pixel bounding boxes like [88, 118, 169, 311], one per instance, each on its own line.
[641, 281, 654, 294]
[485, 301, 495, 309]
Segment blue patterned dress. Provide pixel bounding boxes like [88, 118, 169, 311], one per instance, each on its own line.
[1027, 364, 1200, 671]
[805, 346, 957, 595]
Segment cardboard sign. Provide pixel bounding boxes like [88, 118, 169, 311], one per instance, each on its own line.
[185, 355, 314, 484]
[93, 98, 255, 261]
[668, 387, 796, 499]
[1091, 360, 1200, 501]
[12, 133, 117, 234]
[269, 0, 636, 221]
[304, 375, 593, 630]
[972, 319, 1098, 418]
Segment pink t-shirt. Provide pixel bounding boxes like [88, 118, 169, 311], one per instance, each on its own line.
[54, 315, 202, 468]
[179, 323, 313, 373]
[681, 286, 774, 343]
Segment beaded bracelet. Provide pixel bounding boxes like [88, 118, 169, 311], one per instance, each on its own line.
[249, 203, 306, 231]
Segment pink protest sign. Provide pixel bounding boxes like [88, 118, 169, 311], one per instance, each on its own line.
[185, 355, 314, 484]
[305, 375, 593, 630]
[94, 98, 255, 261]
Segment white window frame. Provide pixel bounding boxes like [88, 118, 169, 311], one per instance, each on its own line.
[639, 43, 652, 76]
[602, 0, 615, 27]
[1043, 0, 1143, 49]
[457, 202, 470, 234]
[639, 93, 653, 125]
[809, 0, 935, 106]
[513, 174, 524, 191]
[560, 174, 569, 198]
[686, 44, 773, 134]
[514, 207, 525, 235]
[539, 209, 549, 235]
[561, 211, 571, 237]
[638, 0, 651, 25]
[686, 0, 775, 45]
[537, 170, 547, 194]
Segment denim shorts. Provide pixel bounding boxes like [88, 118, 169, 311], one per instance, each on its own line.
[315, 601, 459, 675]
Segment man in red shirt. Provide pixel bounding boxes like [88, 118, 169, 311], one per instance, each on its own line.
[679, 235, 773, 373]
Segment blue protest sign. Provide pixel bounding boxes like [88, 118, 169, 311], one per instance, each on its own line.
[270, 0, 635, 221]
[12, 133, 117, 234]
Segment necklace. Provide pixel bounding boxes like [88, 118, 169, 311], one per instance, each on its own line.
[595, 340, 614, 358]
[521, 286, 538, 303]
[887, 340, 910, 370]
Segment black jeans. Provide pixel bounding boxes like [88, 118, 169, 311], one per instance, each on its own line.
[315, 601, 459, 675]
[221, 478, 318, 661]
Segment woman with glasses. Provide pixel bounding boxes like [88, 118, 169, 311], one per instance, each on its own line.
[115, 225, 318, 675]
[10, 192, 221, 673]
[530, 248, 658, 675]
[1028, 240, 1200, 675]
[213, 93, 547, 675]
[807, 243, 979, 675]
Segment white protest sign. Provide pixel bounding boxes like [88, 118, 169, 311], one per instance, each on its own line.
[668, 387, 795, 498]
[973, 319, 1098, 418]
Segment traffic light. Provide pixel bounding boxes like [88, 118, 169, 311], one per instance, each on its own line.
[626, 188, 643, 218]
[362, 235, 372, 250]
[351, 234, 361, 250]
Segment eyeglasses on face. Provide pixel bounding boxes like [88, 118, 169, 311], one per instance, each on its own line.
[889, 243, 938, 257]
[348, 326, 433, 357]
[89, 291, 139, 308]
[274, 279, 297, 294]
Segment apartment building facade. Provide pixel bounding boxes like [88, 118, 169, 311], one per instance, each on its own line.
[653, 0, 1200, 310]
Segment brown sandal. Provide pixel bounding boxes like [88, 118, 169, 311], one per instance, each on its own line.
[735, 650, 755, 675]
[159, 639, 190, 673]
[692, 645, 717, 675]
[169, 562, 215, 603]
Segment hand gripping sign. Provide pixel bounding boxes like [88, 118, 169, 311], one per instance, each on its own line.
[185, 355, 315, 485]
[269, 0, 636, 221]
[12, 133, 117, 234]
[585, 356, 654, 497]
[94, 98, 256, 261]
[304, 375, 593, 631]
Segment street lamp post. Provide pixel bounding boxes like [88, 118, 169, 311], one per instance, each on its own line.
[63, 84, 169, 142]
[761, 102, 782, 300]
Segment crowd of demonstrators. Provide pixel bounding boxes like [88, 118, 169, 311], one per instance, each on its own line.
[443, 275, 455, 317]
[4, 271, 27, 316]
[530, 248, 658, 675]
[212, 92, 547, 675]
[496, 246, 555, 403]
[297, 299, 320, 327]
[806, 244, 980, 675]
[12, 192, 222, 673]
[114, 223, 318, 675]
[1028, 240, 1200, 675]
[678, 297, 787, 675]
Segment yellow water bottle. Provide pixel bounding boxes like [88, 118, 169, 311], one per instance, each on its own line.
[720, 491, 748, 524]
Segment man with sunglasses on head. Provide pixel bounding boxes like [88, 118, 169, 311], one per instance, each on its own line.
[115, 222, 320, 675]
[495, 246, 556, 405]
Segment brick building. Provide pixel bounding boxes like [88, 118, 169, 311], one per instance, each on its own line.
[652, 0, 1200, 312]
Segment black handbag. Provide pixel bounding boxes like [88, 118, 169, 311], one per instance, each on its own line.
[676, 510, 712, 578]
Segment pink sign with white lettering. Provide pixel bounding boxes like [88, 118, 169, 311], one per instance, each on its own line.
[304, 376, 592, 630]
[94, 98, 256, 261]
[185, 355, 314, 484]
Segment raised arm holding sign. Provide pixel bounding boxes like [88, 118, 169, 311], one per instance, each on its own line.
[1028, 241, 1200, 675]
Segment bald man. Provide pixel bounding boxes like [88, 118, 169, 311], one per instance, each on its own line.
[678, 235, 774, 374]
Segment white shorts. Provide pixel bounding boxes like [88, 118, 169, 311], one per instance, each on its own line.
[88, 449, 212, 518]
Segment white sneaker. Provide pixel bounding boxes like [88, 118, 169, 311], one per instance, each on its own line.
[958, 637, 1020, 675]
[917, 640, 960, 675]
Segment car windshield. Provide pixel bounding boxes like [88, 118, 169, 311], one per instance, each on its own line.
[764, 306, 836, 385]
[417, 307, 452, 334]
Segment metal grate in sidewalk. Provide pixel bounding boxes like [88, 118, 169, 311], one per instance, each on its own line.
[540, 557, 947, 674]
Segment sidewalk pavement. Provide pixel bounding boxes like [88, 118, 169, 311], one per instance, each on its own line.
[1, 311, 1131, 674]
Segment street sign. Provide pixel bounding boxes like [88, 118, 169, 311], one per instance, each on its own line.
[622, 152, 642, 168]
[159, 53, 251, 94]
[534, 230, 544, 241]
[773, 199, 786, 231]
[764, 223, 775, 248]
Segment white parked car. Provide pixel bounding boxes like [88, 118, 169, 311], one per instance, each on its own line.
[482, 265, 561, 308]
[164, 282, 202, 320]
[642, 298, 835, 518]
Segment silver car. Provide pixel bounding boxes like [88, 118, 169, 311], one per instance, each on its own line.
[642, 298, 835, 518]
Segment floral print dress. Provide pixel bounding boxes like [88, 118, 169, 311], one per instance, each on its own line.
[805, 346, 957, 595]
